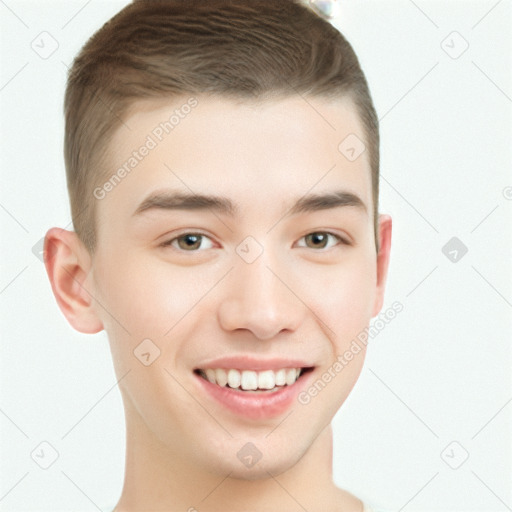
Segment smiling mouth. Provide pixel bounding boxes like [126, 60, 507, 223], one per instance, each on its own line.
[194, 367, 315, 393]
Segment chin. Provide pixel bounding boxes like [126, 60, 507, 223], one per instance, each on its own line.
[202, 441, 308, 481]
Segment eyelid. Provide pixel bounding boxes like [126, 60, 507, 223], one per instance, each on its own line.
[159, 230, 214, 250]
[294, 231, 351, 249]
[159, 229, 352, 252]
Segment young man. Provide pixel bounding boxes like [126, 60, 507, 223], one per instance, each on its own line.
[44, 1, 392, 510]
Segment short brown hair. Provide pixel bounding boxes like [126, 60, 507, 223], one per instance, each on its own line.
[64, 0, 380, 254]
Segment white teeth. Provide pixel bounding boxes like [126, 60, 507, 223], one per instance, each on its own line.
[200, 367, 305, 390]
[285, 368, 297, 386]
[227, 369, 241, 388]
[241, 370, 258, 390]
[275, 369, 286, 386]
[215, 368, 228, 387]
[257, 370, 275, 390]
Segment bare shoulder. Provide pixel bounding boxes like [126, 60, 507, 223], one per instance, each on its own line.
[333, 487, 390, 512]
[332, 487, 366, 511]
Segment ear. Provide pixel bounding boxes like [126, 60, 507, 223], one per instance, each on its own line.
[43, 227, 104, 334]
[372, 214, 392, 317]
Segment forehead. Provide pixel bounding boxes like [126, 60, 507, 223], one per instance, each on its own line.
[98, 94, 372, 225]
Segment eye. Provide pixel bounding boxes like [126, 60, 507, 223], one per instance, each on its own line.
[296, 231, 349, 250]
[160, 232, 214, 251]
[159, 230, 350, 253]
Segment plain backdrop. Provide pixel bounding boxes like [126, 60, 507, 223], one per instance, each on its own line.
[1, 1, 511, 511]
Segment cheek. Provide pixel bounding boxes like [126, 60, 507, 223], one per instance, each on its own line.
[304, 256, 377, 348]
[93, 252, 209, 340]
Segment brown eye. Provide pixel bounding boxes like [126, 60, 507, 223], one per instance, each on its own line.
[161, 233, 214, 251]
[298, 232, 347, 250]
[305, 233, 328, 249]
[177, 234, 202, 250]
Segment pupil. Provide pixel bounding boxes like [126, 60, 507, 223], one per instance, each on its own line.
[310, 233, 326, 248]
[182, 234, 200, 249]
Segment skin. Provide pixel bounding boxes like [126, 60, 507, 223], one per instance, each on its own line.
[45, 94, 392, 512]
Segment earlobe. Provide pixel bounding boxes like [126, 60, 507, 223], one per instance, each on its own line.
[43, 227, 104, 334]
[372, 214, 392, 317]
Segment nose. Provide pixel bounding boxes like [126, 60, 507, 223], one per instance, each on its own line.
[217, 251, 304, 340]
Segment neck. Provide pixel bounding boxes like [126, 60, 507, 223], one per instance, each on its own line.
[113, 398, 362, 512]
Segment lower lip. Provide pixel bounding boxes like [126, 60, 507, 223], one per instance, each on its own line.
[194, 370, 314, 420]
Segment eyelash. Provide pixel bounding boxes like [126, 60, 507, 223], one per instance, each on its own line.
[159, 231, 351, 252]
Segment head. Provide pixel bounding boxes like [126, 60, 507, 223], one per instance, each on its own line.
[64, 0, 380, 255]
[46, 0, 391, 482]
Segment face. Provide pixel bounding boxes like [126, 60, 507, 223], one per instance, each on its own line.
[61, 95, 391, 479]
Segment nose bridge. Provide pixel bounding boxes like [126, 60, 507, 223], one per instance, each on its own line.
[217, 241, 303, 339]
[240, 249, 281, 299]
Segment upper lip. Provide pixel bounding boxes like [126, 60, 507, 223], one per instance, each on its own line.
[195, 356, 315, 371]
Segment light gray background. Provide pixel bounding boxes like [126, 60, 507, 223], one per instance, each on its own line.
[1, 1, 511, 510]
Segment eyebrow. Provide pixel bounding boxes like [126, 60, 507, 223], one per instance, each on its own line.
[132, 189, 367, 218]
